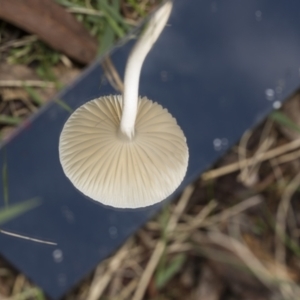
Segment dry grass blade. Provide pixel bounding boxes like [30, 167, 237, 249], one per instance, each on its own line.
[275, 172, 300, 273]
[269, 158, 285, 188]
[276, 148, 300, 164]
[201, 195, 263, 228]
[132, 185, 194, 300]
[86, 238, 132, 300]
[113, 279, 138, 300]
[101, 57, 124, 93]
[202, 138, 300, 180]
[238, 129, 252, 183]
[0, 35, 37, 52]
[238, 123, 274, 186]
[203, 231, 275, 288]
[193, 263, 224, 300]
[166, 185, 195, 233]
[67, 6, 104, 16]
[11, 275, 26, 296]
[195, 220, 300, 300]
[167, 242, 193, 254]
[244, 121, 274, 178]
[0, 80, 55, 88]
[176, 199, 217, 233]
[132, 240, 165, 300]
[174, 196, 262, 256]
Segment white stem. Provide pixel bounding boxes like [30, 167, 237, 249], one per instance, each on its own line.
[119, 1, 173, 139]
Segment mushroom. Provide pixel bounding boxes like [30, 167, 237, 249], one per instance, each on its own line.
[59, 1, 188, 209]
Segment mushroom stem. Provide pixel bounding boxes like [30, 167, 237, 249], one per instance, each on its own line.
[119, 1, 173, 140]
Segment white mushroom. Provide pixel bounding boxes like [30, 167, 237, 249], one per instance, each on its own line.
[59, 1, 189, 209]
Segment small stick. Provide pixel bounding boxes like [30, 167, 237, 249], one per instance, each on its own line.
[0, 229, 57, 245]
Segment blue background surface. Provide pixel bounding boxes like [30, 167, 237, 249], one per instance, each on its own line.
[1, 0, 300, 298]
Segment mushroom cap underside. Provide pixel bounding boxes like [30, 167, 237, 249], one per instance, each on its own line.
[59, 95, 188, 208]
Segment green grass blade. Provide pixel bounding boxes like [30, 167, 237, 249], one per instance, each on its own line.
[99, 0, 130, 30]
[6, 287, 45, 300]
[263, 205, 300, 257]
[55, 99, 73, 113]
[112, 0, 120, 10]
[54, 0, 77, 8]
[34, 288, 46, 300]
[97, 0, 126, 38]
[127, 0, 146, 17]
[270, 111, 300, 134]
[155, 253, 186, 289]
[36, 64, 63, 90]
[0, 198, 40, 225]
[98, 21, 115, 55]
[0, 115, 21, 126]
[24, 86, 44, 106]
